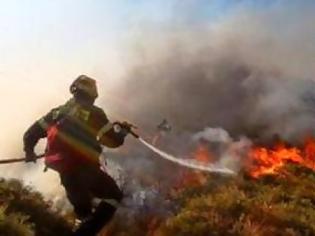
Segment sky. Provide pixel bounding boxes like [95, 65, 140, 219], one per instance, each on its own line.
[0, 0, 239, 158]
[0, 0, 297, 92]
[0, 0, 313, 193]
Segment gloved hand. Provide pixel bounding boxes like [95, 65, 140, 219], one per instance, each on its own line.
[121, 121, 139, 138]
[113, 122, 129, 134]
[113, 121, 139, 138]
[25, 151, 37, 163]
[121, 121, 133, 133]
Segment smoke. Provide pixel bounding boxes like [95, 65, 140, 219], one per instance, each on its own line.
[111, 2, 315, 144]
[193, 127, 252, 171]
[99, 3, 315, 221]
[193, 127, 232, 143]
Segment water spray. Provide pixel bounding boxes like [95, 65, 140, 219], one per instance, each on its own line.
[124, 124, 235, 175]
[138, 137, 235, 175]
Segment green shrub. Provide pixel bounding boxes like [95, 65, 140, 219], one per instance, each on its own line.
[0, 178, 72, 236]
[158, 165, 315, 236]
[0, 205, 34, 236]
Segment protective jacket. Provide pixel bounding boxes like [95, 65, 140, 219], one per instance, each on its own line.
[23, 98, 125, 172]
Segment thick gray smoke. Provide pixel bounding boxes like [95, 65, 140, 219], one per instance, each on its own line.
[110, 3, 315, 144]
[101, 4, 315, 216]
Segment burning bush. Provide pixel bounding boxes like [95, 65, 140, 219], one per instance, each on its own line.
[247, 137, 315, 178]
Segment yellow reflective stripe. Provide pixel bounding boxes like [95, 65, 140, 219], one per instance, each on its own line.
[97, 122, 112, 140]
[77, 109, 90, 121]
[52, 109, 60, 120]
[38, 118, 48, 129]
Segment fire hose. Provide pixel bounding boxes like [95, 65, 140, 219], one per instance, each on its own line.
[0, 125, 235, 175]
[0, 154, 45, 164]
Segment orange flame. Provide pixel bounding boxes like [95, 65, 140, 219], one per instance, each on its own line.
[247, 137, 315, 178]
[175, 137, 315, 186]
[194, 144, 214, 163]
[174, 145, 214, 189]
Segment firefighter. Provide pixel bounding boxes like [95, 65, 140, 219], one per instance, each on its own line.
[23, 75, 130, 235]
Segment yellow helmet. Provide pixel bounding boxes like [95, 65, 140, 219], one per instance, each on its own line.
[70, 75, 98, 99]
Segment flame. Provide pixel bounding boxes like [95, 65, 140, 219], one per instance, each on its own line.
[184, 138, 315, 180]
[247, 137, 315, 178]
[166, 136, 315, 187]
[194, 144, 214, 163]
[174, 144, 213, 189]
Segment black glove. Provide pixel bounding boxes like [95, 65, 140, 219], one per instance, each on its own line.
[25, 150, 37, 163]
[113, 121, 139, 138]
[121, 121, 133, 134]
[113, 122, 130, 135]
[121, 121, 139, 138]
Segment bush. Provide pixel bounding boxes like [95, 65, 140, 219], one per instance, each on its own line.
[1, 164, 314, 235]
[157, 165, 315, 236]
[0, 178, 72, 236]
[0, 205, 34, 236]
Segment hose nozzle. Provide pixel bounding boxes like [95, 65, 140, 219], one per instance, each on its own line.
[113, 121, 140, 139]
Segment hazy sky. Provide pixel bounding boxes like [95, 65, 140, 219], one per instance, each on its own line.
[0, 0, 310, 162]
[0, 0, 238, 157]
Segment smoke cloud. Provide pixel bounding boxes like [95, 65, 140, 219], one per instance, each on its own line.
[110, 2, 315, 144]
[102, 2, 315, 212]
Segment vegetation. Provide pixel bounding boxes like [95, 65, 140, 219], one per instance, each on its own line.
[106, 165, 315, 236]
[0, 178, 72, 236]
[1, 164, 315, 235]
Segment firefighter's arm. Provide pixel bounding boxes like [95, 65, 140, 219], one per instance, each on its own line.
[23, 121, 46, 162]
[95, 109, 128, 148]
[97, 122, 128, 148]
[23, 108, 58, 162]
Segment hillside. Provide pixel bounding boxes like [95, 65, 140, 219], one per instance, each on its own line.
[106, 165, 315, 236]
[0, 164, 314, 236]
